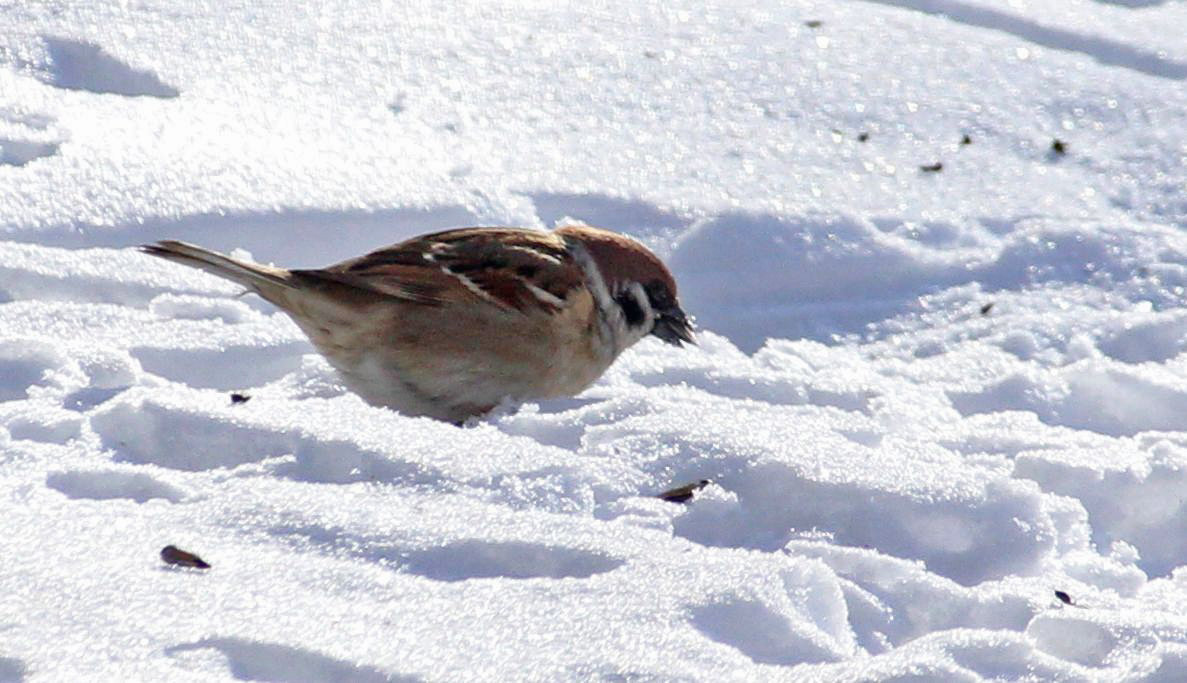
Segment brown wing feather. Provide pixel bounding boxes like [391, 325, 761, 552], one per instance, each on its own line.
[310, 228, 583, 311]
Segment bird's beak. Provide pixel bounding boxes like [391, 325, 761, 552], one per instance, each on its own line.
[651, 307, 695, 346]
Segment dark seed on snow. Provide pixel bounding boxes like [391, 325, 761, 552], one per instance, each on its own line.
[161, 545, 211, 569]
[658, 479, 711, 504]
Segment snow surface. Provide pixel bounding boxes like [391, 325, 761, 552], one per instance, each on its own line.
[4, 0, 1187, 680]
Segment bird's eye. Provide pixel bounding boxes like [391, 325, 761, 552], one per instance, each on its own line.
[644, 280, 674, 310]
[615, 290, 646, 327]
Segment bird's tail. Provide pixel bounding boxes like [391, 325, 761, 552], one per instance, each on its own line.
[140, 241, 294, 301]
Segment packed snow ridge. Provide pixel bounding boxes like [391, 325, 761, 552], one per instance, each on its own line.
[5, 0, 1187, 680]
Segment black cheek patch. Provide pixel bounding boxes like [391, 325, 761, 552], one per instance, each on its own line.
[615, 292, 646, 327]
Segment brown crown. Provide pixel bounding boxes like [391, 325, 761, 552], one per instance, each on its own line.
[555, 225, 677, 297]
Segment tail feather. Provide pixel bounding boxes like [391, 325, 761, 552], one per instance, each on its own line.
[140, 241, 293, 294]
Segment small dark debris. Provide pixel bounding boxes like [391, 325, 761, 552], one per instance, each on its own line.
[643, 50, 659, 59]
[1054, 590, 1073, 605]
[161, 545, 211, 569]
[920, 162, 943, 173]
[1051, 139, 1067, 155]
[658, 479, 711, 504]
[804, 20, 823, 28]
[960, 134, 972, 145]
[830, 128, 844, 136]
[980, 302, 995, 316]
[387, 94, 406, 116]
[857, 132, 870, 142]
[230, 393, 251, 405]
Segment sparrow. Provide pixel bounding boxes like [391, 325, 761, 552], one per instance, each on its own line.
[141, 225, 693, 423]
